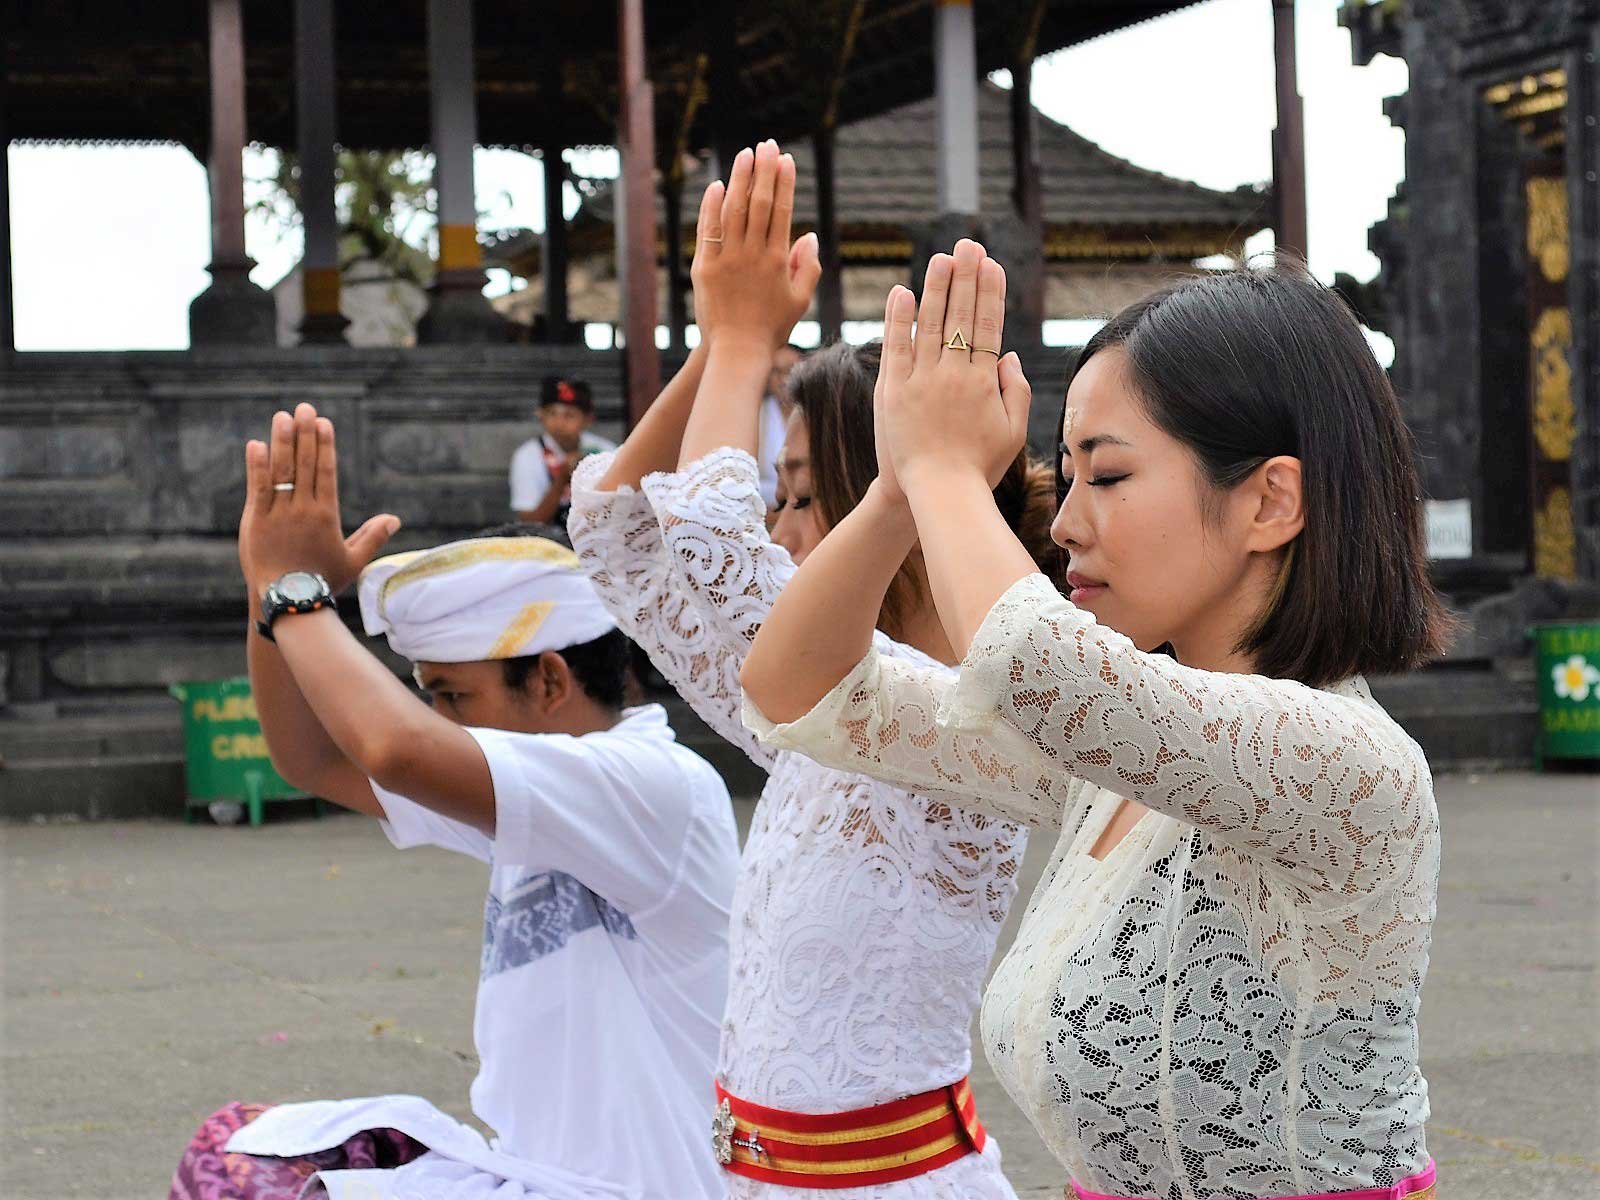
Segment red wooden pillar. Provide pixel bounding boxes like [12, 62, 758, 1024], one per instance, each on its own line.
[1271, 0, 1309, 260]
[617, 0, 662, 426]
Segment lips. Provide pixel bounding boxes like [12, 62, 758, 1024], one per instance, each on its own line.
[1066, 569, 1107, 605]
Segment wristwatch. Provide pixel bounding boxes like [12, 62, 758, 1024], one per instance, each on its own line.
[256, 571, 336, 642]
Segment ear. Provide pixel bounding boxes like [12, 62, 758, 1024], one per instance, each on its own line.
[537, 651, 575, 712]
[1244, 455, 1305, 553]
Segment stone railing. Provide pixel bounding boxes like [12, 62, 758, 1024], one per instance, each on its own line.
[0, 346, 674, 712]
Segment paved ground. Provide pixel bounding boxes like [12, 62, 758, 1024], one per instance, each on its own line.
[3, 771, 1597, 1199]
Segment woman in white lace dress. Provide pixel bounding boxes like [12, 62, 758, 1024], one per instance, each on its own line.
[568, 142, 1059, 1197]
[742, 258, 1453, 1200]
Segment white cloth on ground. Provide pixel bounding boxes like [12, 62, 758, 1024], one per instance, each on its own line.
[568, 447, 1025, 1200]
[743, 571, 1439, 1200]
[226, 705, 740, 1200]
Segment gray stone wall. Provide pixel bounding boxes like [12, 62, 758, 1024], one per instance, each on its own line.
[0, 347, 642, 714]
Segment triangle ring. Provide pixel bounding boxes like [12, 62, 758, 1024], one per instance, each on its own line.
[944, 329, 970, 352]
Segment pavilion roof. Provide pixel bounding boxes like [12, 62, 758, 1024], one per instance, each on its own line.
[6, 1, 1204, 155]
[486, 82, 1265, 270]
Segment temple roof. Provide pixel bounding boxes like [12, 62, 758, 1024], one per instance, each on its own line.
[487, 82, 1265, 270]
[6, 1, 1203, 154]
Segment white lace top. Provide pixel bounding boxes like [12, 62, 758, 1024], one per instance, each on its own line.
[568, 448, 1026, 1200]
[746, 572, 1439, 1200]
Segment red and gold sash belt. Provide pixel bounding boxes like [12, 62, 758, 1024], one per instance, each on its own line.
[712, 1077, 986, 1190]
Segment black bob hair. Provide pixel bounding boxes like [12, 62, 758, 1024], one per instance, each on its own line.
[472, 522, 629, 710]
[1062, 262, 1455, 689]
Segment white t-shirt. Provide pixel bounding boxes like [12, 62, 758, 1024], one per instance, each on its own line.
[227, 705, 738, 1200]
[511, 431, 617, 513]
[756, 395, 787, 510]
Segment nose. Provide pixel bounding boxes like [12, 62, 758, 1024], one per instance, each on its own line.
[1050, 478, 1087, 551]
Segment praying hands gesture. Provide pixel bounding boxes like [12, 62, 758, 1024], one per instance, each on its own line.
[679, 140, 821, 468]
[875, 240, 1032, 503]
[239, 402, 400, 599]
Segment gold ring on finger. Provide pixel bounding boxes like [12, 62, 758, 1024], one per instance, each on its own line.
[702, 236, 724, 244]
[944, 329, 970, 352]
[970, 345, 1001, 360]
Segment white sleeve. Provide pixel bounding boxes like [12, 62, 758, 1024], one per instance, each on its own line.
[570, 449, 780, 771]
[373, 786, 494, 863]
[509, 441, 551, 511]
[469, 724, 696, 915]
[753, 572, 1436, 896]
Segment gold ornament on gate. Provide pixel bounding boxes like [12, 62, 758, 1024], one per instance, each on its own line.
[1531, 307, 1575, 462]
[1526, 177, 1570, 283]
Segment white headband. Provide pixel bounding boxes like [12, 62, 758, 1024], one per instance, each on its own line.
[358, 537, 619, 664]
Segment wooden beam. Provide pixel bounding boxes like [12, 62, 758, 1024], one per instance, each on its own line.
[617, 0, 661, 424]
[814, 0, 865, 343]
[1271, 0, 1308, 260]
[541, 142, 570, 338]
[206, 0, 250, 267]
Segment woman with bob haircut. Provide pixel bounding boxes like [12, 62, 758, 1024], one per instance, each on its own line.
[741, 254, 1452, 1200]
[569, 142, 1062, 1198]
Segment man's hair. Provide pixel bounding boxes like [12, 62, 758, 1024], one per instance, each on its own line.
[1066, 261, 1456, 688]
[538, 375, 594, 415]
[471, 522, 629, 709]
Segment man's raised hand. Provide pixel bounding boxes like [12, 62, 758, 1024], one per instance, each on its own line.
[239, 403, 401, 597]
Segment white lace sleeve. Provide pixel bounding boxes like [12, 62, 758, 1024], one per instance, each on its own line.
[752, 572, 1435, 895]
[568, 451, 777, 770]
[744, 647, 1078, 832]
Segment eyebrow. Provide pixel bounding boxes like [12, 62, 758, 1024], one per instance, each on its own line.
[1059, 435, 1133, 455]
[778, 456, 810, 474]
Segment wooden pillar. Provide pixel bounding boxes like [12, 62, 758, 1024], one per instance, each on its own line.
[617, 0, 661, 425]
[814, 127, 843, 341]
[705, 0, 741, 180]
[294, 0, 347, 344]
[541, 143, 571, 340]
[1270, 0, 1309, 260]
[0, 36, 12, 365]
[1009, 50, 1045, 342]
[189, 0, 275, 345]
[663, 176, 688, 350]
[418, 0, 505, 342]
[935, 0, 980, 216]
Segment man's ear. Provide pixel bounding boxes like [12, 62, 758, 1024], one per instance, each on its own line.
[537, 651, 575, 712]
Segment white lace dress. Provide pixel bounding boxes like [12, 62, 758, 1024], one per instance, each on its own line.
[746, 573, 1439, 1200]
[569, 448, 1026, 1200]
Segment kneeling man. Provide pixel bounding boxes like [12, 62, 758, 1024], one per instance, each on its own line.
[171, 404, 738, 1200]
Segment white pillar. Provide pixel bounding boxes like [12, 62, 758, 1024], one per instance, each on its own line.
[294, 0, 345, 341]
[419, 0, 503, 342]
[428, 0, 479, 270]
[935, 0, 980, 215]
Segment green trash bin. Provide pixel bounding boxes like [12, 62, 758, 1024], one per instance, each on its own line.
[169, 678, 313, 826]
[1533, 621, 1600, 765]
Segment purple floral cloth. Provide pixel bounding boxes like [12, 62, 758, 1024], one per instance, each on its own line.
[170, 1101, 427, 1200]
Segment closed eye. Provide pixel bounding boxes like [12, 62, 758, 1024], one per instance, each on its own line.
[775, 496, 813, 513]
[1058, 475, 1129, 489]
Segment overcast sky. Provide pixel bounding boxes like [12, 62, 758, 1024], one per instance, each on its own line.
[7, 0, 1405, 352]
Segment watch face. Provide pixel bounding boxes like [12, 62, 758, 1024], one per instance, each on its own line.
[278, 572, 323, 603]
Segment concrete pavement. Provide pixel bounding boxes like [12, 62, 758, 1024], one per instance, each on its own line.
[3, 771, 1597, 1198]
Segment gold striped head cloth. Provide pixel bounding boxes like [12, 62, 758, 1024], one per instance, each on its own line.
[357, 536, 618, 664]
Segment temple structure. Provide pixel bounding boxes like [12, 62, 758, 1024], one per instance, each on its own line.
[1341, 1, 1599, 612]
[0, 0, 1312, 814]
[485, 82, 1266, 339]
